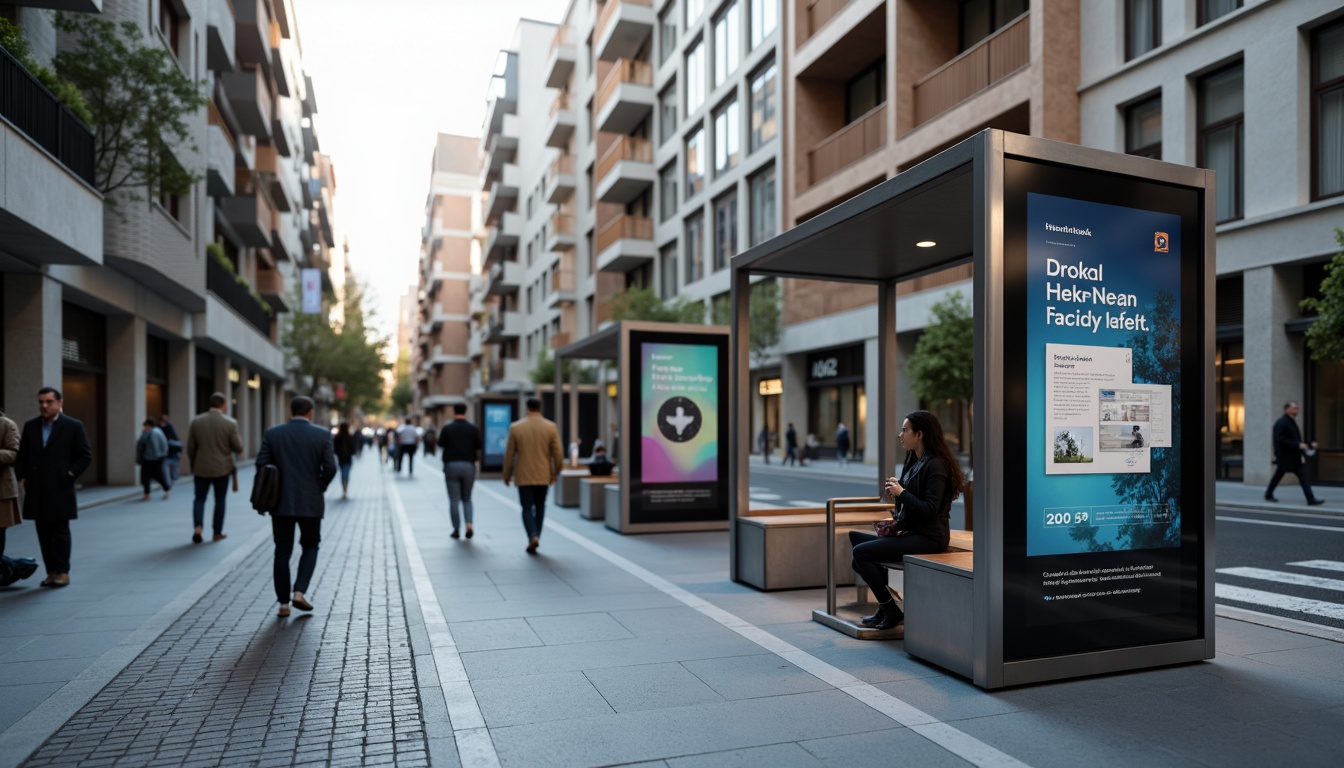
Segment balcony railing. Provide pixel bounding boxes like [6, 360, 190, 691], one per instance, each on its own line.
[550, 332, 572, 349]
[552, 268, 575, 294]
[912, 11, 1030, 128]
[596, 213, 653, 254]
[548, 26, 570, 60]
[549, 91, 574, 121]
[595, 0, 652, 50]
[802, 0, 852, 46]
[808, 104, 885, 186]
[596, 135, 653, 188]
[596, 58, 653, 116]
[207, 255, 272, 337]
[551, 212, 576, 237]
[0, 46, 95, 186]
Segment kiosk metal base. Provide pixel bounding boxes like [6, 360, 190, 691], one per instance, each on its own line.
[812, 603, 904, 641]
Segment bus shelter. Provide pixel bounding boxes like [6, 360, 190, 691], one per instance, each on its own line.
[729, 130, 1216, 689]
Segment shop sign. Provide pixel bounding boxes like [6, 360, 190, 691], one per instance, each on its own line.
[806, 346, 862, 383]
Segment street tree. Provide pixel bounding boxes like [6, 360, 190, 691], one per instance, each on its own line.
[529, 349, 597, 386]
[607, 286, 704, 324]
[907, 291, 974, 453]
[710, 279, 781, 366]
[281, 276, 390, 416]
[1300, 228, 1344, 364]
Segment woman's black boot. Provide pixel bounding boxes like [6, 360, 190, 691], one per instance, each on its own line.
[860, 603, 887, 627]
[875, 602, 905, 632]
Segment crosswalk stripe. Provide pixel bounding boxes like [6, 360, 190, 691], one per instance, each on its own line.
[1217, 516, 1344, 532]
[1216, 567, 1344, 593]
[1215, 584, 1344, 621]
[1288, 560, 1344, 573]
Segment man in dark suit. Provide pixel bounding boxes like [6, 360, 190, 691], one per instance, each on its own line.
[14, 387, 93, 587]
[1265, 401, 1325, 505]
[255, 396, 338, 617]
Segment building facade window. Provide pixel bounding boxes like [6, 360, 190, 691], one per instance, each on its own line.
[713, 99, 740, 177]
[749, 59, 777, 153]
[685, 212, 705, 284]
[1198, 63, 1244, 223]
[1125, 0, 1160, 61]
[686, 39, 706, 114]
[749, 164, 776, 247]
[660, 243, 678, 299]
[159, 0, 184, 59]
[845, 59, 885, 123]
[1313, 19, 1344, 200]
[713, 191, 737, 272]
[659, 84, 678, 145]
[959, 0, 1027, 52]
[659, 163, 678, 222]
[713, 1, 741, 88]
[750, 0, 778, 48]
[658, 4, 677, 66]
[686, 127, 705, 198]
[1125, 93, 1161, 159]
[686, 0, 705, 27]
[1199, 0, 1242, 26]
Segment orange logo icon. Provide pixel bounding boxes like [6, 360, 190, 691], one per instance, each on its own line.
[1154, 232, 1169, 252]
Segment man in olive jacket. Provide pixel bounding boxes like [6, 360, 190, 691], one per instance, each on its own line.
[14, 387, 92, 587]
[256, 396, 337, 617]
[185, 392, 244, 543]
[503, 398, 564, 554]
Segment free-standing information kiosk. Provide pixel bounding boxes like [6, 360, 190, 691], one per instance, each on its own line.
[477, 398, 518, 475]
[556, 321, 730, 534]
[729, 130, 1215, 689]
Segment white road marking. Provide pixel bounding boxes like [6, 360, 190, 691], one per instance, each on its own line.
[1216, 516, 1344, 533]
[1288, 560, 1344, 573]
[1217, 567, 1344, 593]
[1215, 584, 1344, 621]
[749, 492, 782, 500]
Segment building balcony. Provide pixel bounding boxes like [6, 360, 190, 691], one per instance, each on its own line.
[468, 332, 483, 360]
[486, 259, 523, 296]
[545, 92, 576, 149]
[206, 0, 236, 71]
[545, 154, 577, 204]
[270, 96, 294, 157]
[271, 44, 291, 99]
[254, 263, 291, 313]
[271, 210, 303, 263]
[255, 144, 295, 212]
[595, 135, 654, 204]
[484, 113, 520, 184]
[547, 268, 576, 308]
[484, 162, 521, 224]
[220, 66, 272, 138]
[807, 104, 885, 187]
[545, 27, 576, 89]
[546, 212, 577, 252]
[484, 311, 523, 343]
[206, 255, 272, 338]
[596, 59, 654, 135]
[911, 11, 1029, 130]
[550, 332, 572, 350]
[488, 357, 528, 386]
[800, 0, 854, 48]
[219, 171, 276, 248]
[206, 103, 237, 198]
[595, 214, 655, 273]
[234, 0, 270, 68]
[595, 0, 654, 62]
[482, 89, 517, 142]
[484, 210, 522, 267]
[429, 344, 470, 368]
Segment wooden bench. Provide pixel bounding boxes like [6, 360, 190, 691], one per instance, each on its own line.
[737, 506, 894, 590]
[902, 551, 974, 677]
[579, 476, 618, 520]
[555, 468, 590, 508]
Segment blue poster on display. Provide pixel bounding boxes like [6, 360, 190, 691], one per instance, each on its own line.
[482, 403, 513, 468]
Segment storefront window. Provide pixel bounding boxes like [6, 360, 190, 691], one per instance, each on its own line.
[1309, 356, 1343, 485]
[809, 384, 866, 459]
[1216, 342, 1245, 480]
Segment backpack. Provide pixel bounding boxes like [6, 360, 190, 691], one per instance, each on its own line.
[251, 464, 281, 513]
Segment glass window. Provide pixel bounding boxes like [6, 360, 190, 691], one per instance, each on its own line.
[713, 1, 741, 88]
[714, 99, 740, 177]
[749, 59, 778, 152]
[713, 191, 737, 272]
[685, 212, 705, 284]
[1313, 20, 1344, 200]
[1198, 64, 1244, 223]
[1199, 0, 1241, 26]
[660, 243, 678, 299]
[751, 0, 778, 48]
[659, 163, 678, 223]
[1125, 94, 1161, 159]
[1126, 0, 1160, 61]
[659, 84, 678, 145]
[658, 5, 677, 66]
[686, 127, 705, 198]
[686, 0, 705, 27]
[959, 0, 1027, 52]
[749, 164, 777, 247]
[845, 59, 885, 123]
[686, 39, 706, 114]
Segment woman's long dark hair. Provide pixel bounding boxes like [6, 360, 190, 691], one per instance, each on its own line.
[337, 422, 350, 437]
[902, 410, 966, 502]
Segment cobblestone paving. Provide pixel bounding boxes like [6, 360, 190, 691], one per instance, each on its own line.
[20, 486, 428, 768]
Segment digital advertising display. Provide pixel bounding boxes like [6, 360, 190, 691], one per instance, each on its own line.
[628, 331, 728, 524]
[1002, 159, 1206, 662]
[480, 401, 516, 473]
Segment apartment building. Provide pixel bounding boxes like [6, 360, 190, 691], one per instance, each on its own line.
[0, 0, 334, 483]
[410, 134, 478, 428]
[1076, 0, 1344, 487]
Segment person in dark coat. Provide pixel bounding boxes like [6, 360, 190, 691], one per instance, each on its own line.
[255, 396, 338, 617]
[332, 422, 357, 500]
[783, 423, 799, 465]
[1265, 401, 1324, 505]
[836, 421, 851, 466]
[13, 387, 93, 588]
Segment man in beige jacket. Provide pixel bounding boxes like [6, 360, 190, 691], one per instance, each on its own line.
[503, 397, 564, 553]
[185, 393, 244, 544]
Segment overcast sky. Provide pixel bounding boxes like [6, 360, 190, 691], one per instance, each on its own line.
[292, 0, 567, 349]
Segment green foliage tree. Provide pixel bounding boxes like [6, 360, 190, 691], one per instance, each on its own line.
[52, 12, 206, 202]
[389, 352, 414, 416]
[281, 276, 390, 416]
[529, 348, 597, 386]
[710, 279, 782, 366]
[0, 18, 92, 125]
[1300, 228, 1344, 364]
[907, 291, 974, 451]
[607, 286, 704, 324]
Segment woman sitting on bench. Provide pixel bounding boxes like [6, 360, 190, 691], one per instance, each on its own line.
[848, 410, 966, 635]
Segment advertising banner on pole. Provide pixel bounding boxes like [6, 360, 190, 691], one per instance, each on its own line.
[301, 268, 322, 314]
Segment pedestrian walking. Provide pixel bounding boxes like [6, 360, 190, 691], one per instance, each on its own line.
[395, 417, 419, 475]
[784, 423, 799, 465]
[256, 396, 338, 618]
[1265, 401, 1325, 505]
[423, 426, 437, 457]
[438, 403, 482, 540]
[159, 414, 182, 487]
[333, 422, 357, 500]
[135, 419, 171, 501]
[836, 421, 851, 466]
[0, 406, 39, 588]
[502, 398, 563, 554]
[13, 387, 92, 588]
[758, 425, 771, 464]
[185, 392, 243, 544]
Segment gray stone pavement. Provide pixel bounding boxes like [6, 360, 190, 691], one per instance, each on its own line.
[0, 453, 1340, 767]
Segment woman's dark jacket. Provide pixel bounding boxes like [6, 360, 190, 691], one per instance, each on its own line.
[892, 455, 953, 547]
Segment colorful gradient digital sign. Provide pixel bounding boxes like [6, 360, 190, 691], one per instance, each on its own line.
[640, 342, 719, 483]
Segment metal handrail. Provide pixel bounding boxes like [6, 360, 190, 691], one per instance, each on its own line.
[824, 496, 894, 615]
